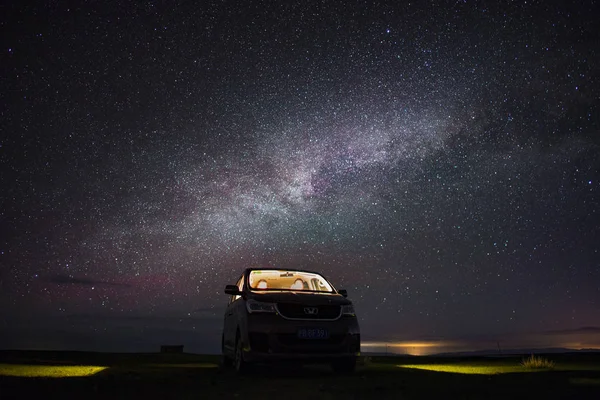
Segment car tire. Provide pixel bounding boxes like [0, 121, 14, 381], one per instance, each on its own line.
[331, 357, 356, 374]
[221, 355, 233, 369]
[221, 335, 233, 368]
[234, 331, 249, 374]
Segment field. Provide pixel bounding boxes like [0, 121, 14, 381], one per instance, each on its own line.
[1, 351, 599, 399]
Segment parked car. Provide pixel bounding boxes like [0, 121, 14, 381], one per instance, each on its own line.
[221, 267, 360, 373]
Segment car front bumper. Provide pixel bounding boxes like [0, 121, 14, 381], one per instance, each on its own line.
[243, 314, 360, 362]
[243, 351, 360, 364]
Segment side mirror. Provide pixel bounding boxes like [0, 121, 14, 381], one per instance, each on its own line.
[338, 289, 348, 297]
[224, 285, 241, 295]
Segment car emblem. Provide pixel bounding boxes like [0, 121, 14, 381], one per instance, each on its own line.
[304, 307, 318, 315]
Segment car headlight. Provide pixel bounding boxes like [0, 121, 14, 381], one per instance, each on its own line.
[341, 304, 356, 316]
[246, 299, 276, 314]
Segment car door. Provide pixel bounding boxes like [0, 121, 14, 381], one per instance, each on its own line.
[223, 275, 243, 352]
[222, 292, 234, 353]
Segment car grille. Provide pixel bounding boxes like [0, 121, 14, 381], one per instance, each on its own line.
[276, 303, 341, 320]
[277, 334, 346, 347]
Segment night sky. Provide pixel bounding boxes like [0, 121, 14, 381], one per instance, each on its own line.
[2, 1, 599, 354]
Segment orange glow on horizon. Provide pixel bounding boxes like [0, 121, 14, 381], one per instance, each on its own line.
[361, 340, 454, 355]
[361, 336, 600, 356]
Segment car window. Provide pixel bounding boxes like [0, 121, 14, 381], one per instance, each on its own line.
[248, 270, 334, 292]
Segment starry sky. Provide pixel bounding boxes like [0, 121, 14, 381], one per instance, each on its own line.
[2, 0, 599, 354]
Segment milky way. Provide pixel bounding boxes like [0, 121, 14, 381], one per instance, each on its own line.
[2, 1, 599, 352]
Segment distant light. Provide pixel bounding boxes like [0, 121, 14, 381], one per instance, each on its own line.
[0, 364, 107, 377]
[397, 364, 531, 375]
[589, 181, 592, 184]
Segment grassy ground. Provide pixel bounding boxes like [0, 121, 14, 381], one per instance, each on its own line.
[0, 351, 599, 399]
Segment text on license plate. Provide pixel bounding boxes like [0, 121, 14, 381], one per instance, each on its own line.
[297, 328, 329, 339]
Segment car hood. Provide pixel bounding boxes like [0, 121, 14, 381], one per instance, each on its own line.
[248, 291, 351, 306]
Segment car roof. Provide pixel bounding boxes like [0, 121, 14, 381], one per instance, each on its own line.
[244, 267, 322, 274]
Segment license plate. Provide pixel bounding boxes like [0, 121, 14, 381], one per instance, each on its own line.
[297, 327, 329, 339]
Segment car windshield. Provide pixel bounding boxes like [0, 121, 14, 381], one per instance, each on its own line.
[248, 270, 334, 293]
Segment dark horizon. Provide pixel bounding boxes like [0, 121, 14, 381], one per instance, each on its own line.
[2, 1, 599, 353]
[2, 314, 599, 356]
